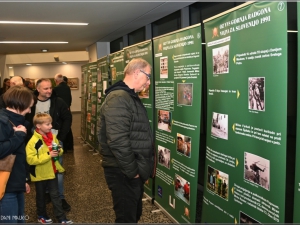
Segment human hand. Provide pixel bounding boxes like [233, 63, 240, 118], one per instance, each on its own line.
[49, 150, 58, 158]
[25, 183, 30, 194]
[13, 125, 27, 133]
[134, 174, 140, 178]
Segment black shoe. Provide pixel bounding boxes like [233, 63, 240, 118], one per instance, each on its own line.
[45, 193, 51, 204]
[61, 199, 71, 212]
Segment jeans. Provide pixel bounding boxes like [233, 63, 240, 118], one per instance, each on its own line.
[0, 192, 25, 223]
[104, 167, 144, 223]
[57, 155, 64, 199]
[35, 175, 66, 221]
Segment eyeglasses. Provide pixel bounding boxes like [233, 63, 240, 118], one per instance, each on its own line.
[140, 69, 151, 80]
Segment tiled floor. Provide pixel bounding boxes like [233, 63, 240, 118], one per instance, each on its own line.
[25, 113, 202, 223]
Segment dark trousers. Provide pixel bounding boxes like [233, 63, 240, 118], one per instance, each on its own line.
[104, 167, 144, 223]
[63, 129, 74, 151]
[35, 175, 66, 221]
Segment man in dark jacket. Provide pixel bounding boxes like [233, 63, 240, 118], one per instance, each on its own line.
[98, 58, 155, 223]
[53, 73, 74, 152]
[25, 78, 72, 212]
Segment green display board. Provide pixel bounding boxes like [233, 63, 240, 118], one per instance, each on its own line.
[86, 62, 98, 149]
[124, 40, 154, 198]
[202, 2, 287, 223]
[293, 2, 300, 223]
[81, 64, 88, 140]
[109, 50, 125, 85]
[96, 56, 109, 152]
[153, 24, 202, 223]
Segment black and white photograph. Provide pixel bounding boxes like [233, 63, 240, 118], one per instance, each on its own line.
[157, 110, 172, 132]
[212, 45, 229, 74]
[158, 145, 171, 169]
[176, 133, 191, 158]
[207, 165, 229, 200]
[211, 112, 228, 140]
[244, 152, 270, 190]
[240, 211, 260, 224]
[174, 174, 190, 205]
[160, 56, 168, 79]
[249, 77, 265, 111]
[177, 83, 193, 106]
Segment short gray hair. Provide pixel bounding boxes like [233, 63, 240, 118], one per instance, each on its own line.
[123, 58, 151, 76]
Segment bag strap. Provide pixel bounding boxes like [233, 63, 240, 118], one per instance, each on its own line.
[8, 120, 16, 127]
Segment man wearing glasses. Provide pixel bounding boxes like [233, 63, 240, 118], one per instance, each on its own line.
[98, 58, 155, 223]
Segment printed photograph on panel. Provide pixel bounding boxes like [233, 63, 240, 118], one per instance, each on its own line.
[176, 133, 191, 158]
[157, 110, 172, 132]
[244, 152, 270, 190]
[97, 70, 102, 82]
[174, 174, 190, 205]
[103, 81, 107, 95]
[92, 82, 96, 93]
[158, 145, 171, 169]
[211, 112, 228, 140]
[240, 211, 261, 224]
[98, 92, 101, 103]
[207, 165, 229, 200]
[92, 104, 96, 116]
[87, 113, 91, 123]
[248, 77, 265, 111]
[160, 56, 168, 78]
[212, 45, 229, 74]
[177, 83, 193, 106]
[111, 67, 117, 80]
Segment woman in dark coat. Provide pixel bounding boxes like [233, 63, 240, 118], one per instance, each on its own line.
[0, 86, 34, 223]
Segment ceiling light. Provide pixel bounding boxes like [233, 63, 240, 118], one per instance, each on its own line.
[41, 49, 48, 52]
[0, 21, 88, 26]
[62, 62, 67, 64]
[26, 64, 32, 66]
[9, 67, 13, 68]
[0, 41, 68, 44]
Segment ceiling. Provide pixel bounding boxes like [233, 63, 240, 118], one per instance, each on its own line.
[0, 1, 197, 55]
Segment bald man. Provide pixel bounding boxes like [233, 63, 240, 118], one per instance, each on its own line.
[0, 76, 25, 109]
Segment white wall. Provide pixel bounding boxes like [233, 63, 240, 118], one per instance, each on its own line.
[13, 63, 84, 112]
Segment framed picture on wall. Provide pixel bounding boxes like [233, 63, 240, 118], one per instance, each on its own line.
[67, 78, 79, 90]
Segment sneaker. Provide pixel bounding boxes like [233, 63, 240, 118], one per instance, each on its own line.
[61, 199, 71, 212]
[38, 216, 53, 224]
[60, 219, 73, 224]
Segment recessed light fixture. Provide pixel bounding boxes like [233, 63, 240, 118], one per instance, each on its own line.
[41, 49, 48, 52]
[0, 41, 68, 44]
[0, 21, 88, 26]
[9, 66, 13, 69]
[26, 64, 32, 66]
[62, 62, 67, 64]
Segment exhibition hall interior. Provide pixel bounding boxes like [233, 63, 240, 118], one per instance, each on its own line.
[0, 1, 299, 224]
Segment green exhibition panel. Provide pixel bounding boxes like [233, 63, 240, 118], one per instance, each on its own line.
[81, 64, 88, 140]
[96, 56, 109, 152]
[109, 50, 125, 85]
[124, 40, 154, 198]
[86, 62, 98, 149]
[293, 2, 300, 223]
[201, 2, 287, 223]
[153, 24, 202, 223]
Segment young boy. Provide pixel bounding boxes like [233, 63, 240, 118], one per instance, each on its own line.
[26, 113, 73, 224]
